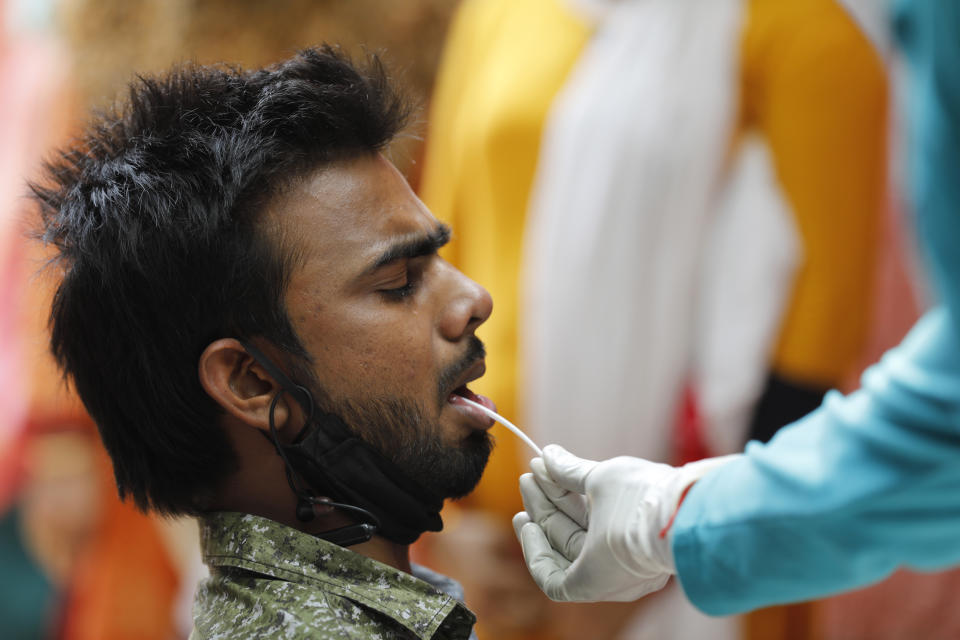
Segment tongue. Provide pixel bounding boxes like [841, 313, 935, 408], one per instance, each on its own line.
[474, 392, 497, 413]
[454, 386, 497, 413]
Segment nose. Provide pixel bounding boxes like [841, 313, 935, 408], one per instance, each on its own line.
[438, 263, 493, 341]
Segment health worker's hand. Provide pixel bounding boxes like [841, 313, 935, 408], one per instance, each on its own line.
[513, 445, 739, 602]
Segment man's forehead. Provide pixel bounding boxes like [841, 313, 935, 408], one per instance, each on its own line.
[270, 155, 442, 281]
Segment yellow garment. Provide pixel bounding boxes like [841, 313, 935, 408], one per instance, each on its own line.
[740, 0, 887, 384]
[420, 0, 885, 516]
[420, 0, 590, 516]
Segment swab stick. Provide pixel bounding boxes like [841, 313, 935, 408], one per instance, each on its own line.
[461, 397, 543, 457]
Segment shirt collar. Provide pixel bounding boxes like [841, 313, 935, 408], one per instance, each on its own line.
[199, 511, 475, 639]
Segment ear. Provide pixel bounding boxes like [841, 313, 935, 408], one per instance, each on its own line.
[198, 338, 291, 433]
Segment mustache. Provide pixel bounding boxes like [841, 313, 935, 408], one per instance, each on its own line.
[436, 336, 486, 407]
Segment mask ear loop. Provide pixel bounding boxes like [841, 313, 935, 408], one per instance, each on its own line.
[266, 391, 311, 505]
[240, 341, 380, 545]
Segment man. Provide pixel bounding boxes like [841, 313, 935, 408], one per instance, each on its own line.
[32, 47, 495, 639]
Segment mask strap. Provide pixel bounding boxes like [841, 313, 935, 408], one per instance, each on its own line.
[238, 340, 379, 544]
[240, 341, 314, 439]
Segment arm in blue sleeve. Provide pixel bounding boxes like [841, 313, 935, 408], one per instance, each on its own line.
[897, 0, 960, 331]
[672, 308, 960, 615]
[670, 0, 960, 616]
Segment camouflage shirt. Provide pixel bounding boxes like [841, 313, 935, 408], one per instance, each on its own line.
[191, 512, 477, 640]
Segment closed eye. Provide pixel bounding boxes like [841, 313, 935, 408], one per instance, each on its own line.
[368, 224, 449, 302]
[380, 281, 416, 300]
[379, 255, 429, 301]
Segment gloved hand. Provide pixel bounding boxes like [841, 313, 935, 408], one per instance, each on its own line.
[513, 444, 740, 602]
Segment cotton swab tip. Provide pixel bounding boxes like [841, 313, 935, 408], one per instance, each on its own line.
[460, 397, 543, 456]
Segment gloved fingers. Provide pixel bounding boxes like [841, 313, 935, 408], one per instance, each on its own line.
[517, 521, 574, 602]
[518, 472, 551, 520]
[519, 473, 563, 523]
[512, 511, 532, 540]
[514, 509, 584, 564]
[519, 473, 586, 561]
[531, 457, 589, 528]
[541, 444, 599, 494]
[518, 528, 673, 603]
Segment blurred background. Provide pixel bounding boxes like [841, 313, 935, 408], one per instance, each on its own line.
[1, 0, 957, 639]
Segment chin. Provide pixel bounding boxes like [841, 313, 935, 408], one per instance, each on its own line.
[403, 429, 494, 501]
[334, 392, 494, 500]
[440, 430, 495, 500]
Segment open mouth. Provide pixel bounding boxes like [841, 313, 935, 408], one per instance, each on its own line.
[445, 362, 496, 428]
[450, 383, 484, 405]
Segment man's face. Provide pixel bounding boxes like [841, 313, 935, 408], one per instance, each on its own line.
[268, 154, 495, 499]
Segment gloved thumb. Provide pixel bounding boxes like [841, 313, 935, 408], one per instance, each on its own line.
[541, 445, 598, 494]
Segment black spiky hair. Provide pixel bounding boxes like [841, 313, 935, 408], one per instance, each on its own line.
[31, 45, 411, 515]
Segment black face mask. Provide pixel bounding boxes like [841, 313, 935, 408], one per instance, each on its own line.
[241, 342, 444, 546]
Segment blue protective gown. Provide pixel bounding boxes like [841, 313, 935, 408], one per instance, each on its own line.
[672, 0, 960, 616]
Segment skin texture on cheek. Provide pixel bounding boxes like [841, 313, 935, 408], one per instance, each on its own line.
[307, 314, 440, 414]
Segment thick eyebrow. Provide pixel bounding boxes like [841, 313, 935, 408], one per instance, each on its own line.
[361, 223, 452, 277]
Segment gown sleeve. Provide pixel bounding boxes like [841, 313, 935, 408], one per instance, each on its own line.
[672, 0, 960, 616]
[673, 308, 960, 615]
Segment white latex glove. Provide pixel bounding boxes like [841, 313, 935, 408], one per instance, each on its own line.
[513, 444, 740, 602]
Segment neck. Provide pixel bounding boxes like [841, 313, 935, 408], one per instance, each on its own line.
[351, 536, 412, 573]
[210, 420, 415, 572]
[212, 481, 413, 571]
[293, 500, 412, 572]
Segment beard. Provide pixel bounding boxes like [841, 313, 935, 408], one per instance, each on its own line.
[336, 397, 493, 500]
[308, 337, 494, 500]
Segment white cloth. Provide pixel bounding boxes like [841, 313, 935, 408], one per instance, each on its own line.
[694, 135, 800, 456]
[521, 4, 799, 638]
[524, 0, 790, 463]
